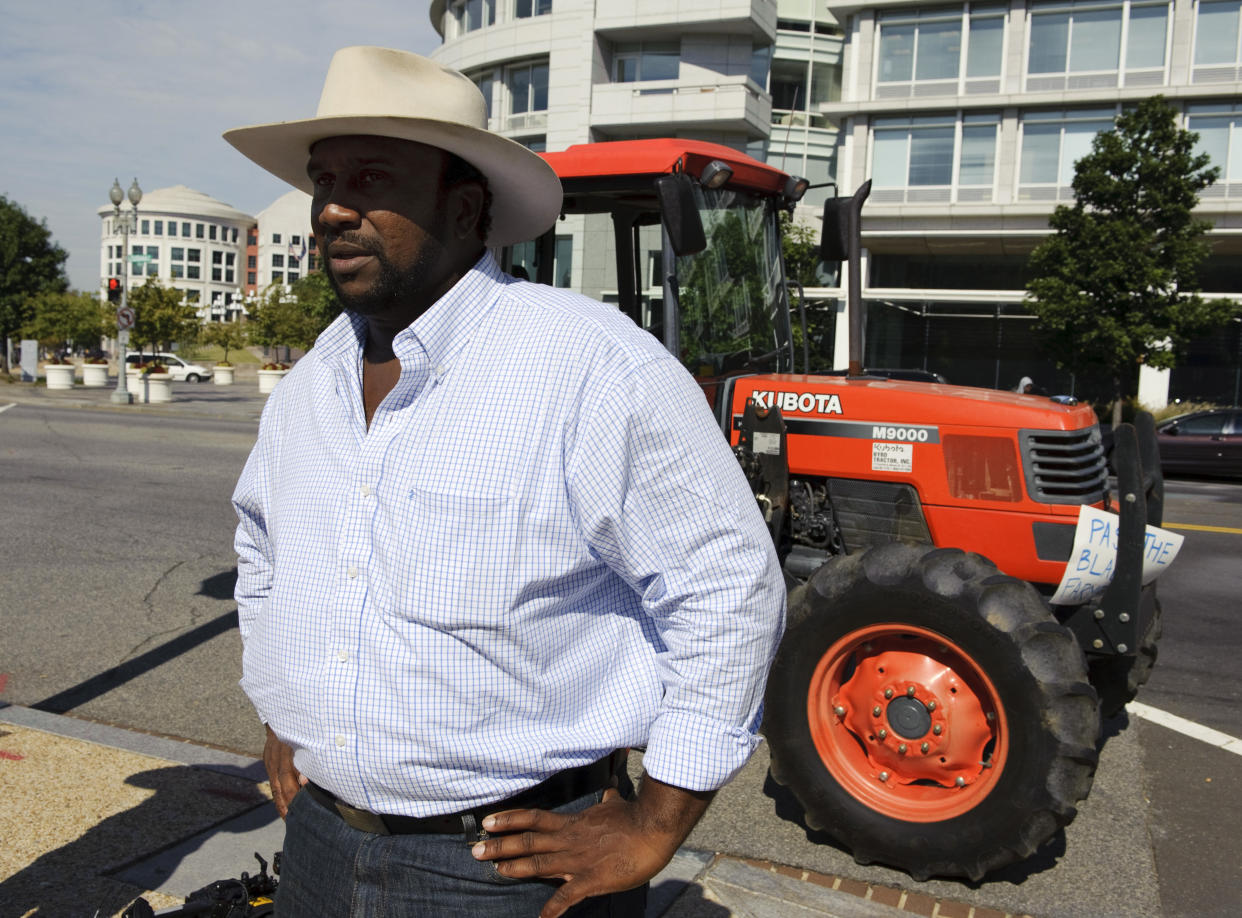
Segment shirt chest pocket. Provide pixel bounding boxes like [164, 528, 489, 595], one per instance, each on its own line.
[378, 481, 522, 631]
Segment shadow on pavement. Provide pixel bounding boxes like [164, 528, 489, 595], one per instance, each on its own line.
[0, 765, 270, 917]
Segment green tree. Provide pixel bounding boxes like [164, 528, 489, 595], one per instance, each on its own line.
[128, 280, 200, 358]
[200, 317, 248, 365]
[1025, 96, 1237, 426]
[1, 195, 69, 372]
[290, 271, 342, 338]
[247, 275, 340, 361]
[21, 290, 108, 356]
[779, 211, 822, 288]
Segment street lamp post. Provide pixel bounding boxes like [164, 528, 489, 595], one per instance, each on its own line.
[108, 177, 142, 404]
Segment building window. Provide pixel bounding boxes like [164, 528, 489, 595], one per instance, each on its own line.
[507, 61, 549, 115]
[212, 268, 222, 282]
[248, 255, 257, 268]
[1027, 1, 1168, 89]
[515, 0, 551, 17]
[770, 59, 837, 127]
[272, 233, 282, 244]
[1188, 101, 1242, 194]
[272, 254, 285, 268]
[141, 219, 150, 234]
[876, 5, 1004, 97]
[1195, 0, 1242, 69]
[613, 42, 680, 82]
[226, 252, 235, 266]
[226, 269, 235, 284]
[288, 271, 300, 282]
[187, 248, 201, 262]
[171, 264, 184, 278]
[469, 68, 496, 120]
[1018, 107, 1116, 200]
[871, 112, 1000, 203]
[182, 222, 191, 236]
[166, 221, 177, 237]
[188, 265, 201, 279]
[247, 271, 257, 285]
[196, 223, 205, 239]
[451, 0, 494, 35]
[210, 225, 218, 240]
[272, 271, 284, 283]
[154, 220, 163, 236]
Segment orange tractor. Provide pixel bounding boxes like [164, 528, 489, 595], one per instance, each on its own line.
[513, 139, 1165, 882]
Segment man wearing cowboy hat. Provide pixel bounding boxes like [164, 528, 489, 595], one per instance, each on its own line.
[226, 46, 784, 917]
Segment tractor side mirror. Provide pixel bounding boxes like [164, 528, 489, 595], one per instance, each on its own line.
[655, 173, 707, 256]
[820, 196, 850, 263]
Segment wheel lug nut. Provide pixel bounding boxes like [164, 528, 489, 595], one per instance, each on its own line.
[927, 701, 936, 711]
[878, 729, 887, 740]
[879, 771, 889, 782]
[834, 705, 846, 717]
[955, 776, 966, 787]
[907, 686, 916, 697]
[884, 688, 894, 699]
[873, 706, 882, 717]
[897, 743, 907, 754]
[863, 643, 874, 652]
[921, 742, 930, 754]
[933, 724, 943, 735]
[986, 712, 995, 722]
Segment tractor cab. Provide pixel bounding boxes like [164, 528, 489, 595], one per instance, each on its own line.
[509, 139, 805, 418]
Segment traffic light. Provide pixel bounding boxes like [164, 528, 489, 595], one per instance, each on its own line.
[107, 277, 122, 304]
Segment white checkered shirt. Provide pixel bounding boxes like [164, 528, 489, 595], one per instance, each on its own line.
[232, 253, 785, 816]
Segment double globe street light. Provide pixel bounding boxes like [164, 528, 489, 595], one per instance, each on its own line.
[107, 178, 143, 404]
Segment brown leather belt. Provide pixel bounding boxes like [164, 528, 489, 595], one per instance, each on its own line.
[303, 752, 624, 836]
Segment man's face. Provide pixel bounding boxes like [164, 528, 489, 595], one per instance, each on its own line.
[307, 135, 454, 319]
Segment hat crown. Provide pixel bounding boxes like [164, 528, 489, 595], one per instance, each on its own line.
[315, 46, 487, 129]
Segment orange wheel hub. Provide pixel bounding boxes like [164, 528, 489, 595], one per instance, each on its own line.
[806, 623, 1008, 821]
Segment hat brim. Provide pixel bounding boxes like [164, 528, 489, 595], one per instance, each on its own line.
[223, 116, 563, 248]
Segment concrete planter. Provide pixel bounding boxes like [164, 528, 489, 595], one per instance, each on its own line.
[81, 363, 109, 387]
[213, 365, 235, 386]
[126, 370, 172, 403]
[44, 364, 76, 389]
[258, 368, 289, 394]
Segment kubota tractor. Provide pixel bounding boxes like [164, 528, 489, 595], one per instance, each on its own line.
[511, 139, 1167, 882]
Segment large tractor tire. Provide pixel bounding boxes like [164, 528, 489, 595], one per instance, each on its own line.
[1088, 595, 1162, 718]
[764, 543, 1101, 881]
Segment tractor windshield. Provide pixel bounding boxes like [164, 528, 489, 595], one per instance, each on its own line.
[669, 185, 795, 382]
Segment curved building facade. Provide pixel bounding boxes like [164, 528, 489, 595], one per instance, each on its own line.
[97, 185, 253, 323]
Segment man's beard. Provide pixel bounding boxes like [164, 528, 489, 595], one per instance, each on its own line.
[324, 231, 449, 318]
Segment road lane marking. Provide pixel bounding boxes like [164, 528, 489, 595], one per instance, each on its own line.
[1128, 701, 1242, 756]
[0, 403, 15, 414]
[1164, 522, 1242, 535]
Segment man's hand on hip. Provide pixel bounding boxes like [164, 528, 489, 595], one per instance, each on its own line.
[470, 771, 714, 918]
[263, 724, 306, 819]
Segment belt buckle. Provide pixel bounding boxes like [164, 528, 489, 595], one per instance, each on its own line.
[334, 800, 391, 836]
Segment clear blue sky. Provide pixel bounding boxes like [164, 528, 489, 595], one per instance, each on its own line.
[0, 1, 440, 293]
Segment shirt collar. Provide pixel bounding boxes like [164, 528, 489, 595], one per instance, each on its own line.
[312, 251, 508, 377]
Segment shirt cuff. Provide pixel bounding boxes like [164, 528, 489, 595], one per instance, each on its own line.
[641, 709, 763, 792]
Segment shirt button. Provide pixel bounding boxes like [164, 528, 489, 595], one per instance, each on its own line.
[347, 566, 359, 579]
[360, 484, 372, 497]
[335, 734, 346, 747]
[337, 649, 349, 662]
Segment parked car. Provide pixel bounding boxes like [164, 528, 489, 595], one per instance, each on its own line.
[125, 352, 213, 382]
[1155, 408, 1242, 478]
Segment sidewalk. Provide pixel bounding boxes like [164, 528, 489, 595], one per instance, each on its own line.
[0, 703, 1020, 918]
[1, 372, 271, 423]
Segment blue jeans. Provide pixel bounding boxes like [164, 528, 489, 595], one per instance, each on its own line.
[275, 784, 649, 917]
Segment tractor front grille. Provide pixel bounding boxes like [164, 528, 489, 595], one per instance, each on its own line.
[1020, 427, 1107, 504]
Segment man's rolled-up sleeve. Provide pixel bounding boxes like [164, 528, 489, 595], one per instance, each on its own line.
[566, 355, 786, 791]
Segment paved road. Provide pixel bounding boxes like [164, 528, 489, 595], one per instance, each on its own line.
[2, 390, 1240, 916]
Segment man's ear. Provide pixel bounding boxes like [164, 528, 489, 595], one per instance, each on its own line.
[447, 181, 486, 242]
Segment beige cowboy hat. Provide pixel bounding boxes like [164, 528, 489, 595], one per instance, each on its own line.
[223, 46, 562, 247]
